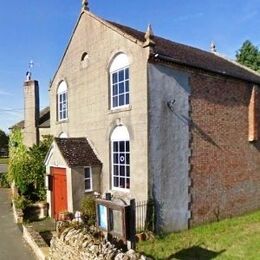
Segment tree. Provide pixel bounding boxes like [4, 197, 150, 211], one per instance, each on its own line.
[8, 128, 53, 202]
[236, 40, 260, 72]
[0, 129, 9, 150]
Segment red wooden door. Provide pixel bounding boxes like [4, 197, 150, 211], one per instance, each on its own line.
[51, 167, 68, 220]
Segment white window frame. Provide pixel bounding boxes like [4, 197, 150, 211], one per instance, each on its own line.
[110, 53, 130, 110]
[57, 81, 68, 121]
[111, 125, 130, 191]
[84, 166, 93, 192]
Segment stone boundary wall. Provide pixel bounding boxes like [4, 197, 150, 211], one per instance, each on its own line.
[12, 199, 24, 223]
[49, 225, 149, 260]
[23, 225, 49, 260]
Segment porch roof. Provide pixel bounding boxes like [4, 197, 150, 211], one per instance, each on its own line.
[55, 137, 102, 167]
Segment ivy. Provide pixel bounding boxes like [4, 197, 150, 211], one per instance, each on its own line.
[8, 128, 52, 202]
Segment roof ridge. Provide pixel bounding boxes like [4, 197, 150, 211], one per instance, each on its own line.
[104, 19, 260, 84]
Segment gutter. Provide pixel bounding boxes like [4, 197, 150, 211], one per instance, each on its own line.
[152, 53, 260, 86]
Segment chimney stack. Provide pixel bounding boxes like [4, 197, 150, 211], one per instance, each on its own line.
[24, 80, 40, 147]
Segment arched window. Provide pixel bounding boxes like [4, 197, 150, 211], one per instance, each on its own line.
[57, 81, 68, 121]
[110, 53, 130, 109]
[111, 125, 130, 190]
[81, 52, 89, 68]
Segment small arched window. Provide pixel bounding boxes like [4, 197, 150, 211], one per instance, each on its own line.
[111, 125, 130, 190]
[110, 53, 130, 109]
[81, 52, 89, 68]
[57, 81, 68, 121]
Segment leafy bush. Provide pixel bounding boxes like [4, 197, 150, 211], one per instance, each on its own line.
[8, 129, 53, 202]
[0, 172, 10, 188]
[80, 196, 96, 226]
[14, 195, 31, 210]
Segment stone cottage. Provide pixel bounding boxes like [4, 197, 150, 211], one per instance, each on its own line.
[45, 1, 260, 232]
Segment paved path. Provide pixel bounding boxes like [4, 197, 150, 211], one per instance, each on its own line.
[0, 188, 35, 260]
[0, 164, 7, 173]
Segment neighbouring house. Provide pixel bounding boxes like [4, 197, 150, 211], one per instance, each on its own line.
[43, 1, 260, 232]
[9, 80, 50, 147]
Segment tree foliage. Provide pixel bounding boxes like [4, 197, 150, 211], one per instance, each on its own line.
[8, 128, 53, 202]
[0, 129, 9, 150]
[236, 40, 260, 72]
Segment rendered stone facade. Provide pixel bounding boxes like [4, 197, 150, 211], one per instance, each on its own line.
[48, 12, 150, 207]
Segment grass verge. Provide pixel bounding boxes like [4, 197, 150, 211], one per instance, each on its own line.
[137, 210, 260, 259]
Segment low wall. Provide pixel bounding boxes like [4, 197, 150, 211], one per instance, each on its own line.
[12, 199, 23, 224]
[23, 225, 49, 260]
[49, 224, 148, 260]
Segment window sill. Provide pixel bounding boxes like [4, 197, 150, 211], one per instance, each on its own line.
[85, 190, 93, 193]
[56, 119, 69, 125]
[108, 105, 132, 114]
[111, 187, 130, 193]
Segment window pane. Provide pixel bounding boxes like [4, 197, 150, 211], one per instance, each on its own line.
[113, 84, 118, 95]
[126, 93, 129, 105]
[120, 166, 125, 176]
[85, 168, 90, 178]
[113, 154, 119, 164]
[126, 153, 130, 164]
[125, 80, 129, 92]
[113, 97, 118, 107]
[113, 142, 118, 152]
[114, 165, 119, 176]
[85, 180, 90, 190]
[126, 178, 130, 189]
[119, 82, 124, 94]
[112, 73, 118, 84]
[119, 153, 125, 164]
[114, 177, 119, 187]
[119, 141, 125, 151]
[62, 102, 67, 110]
[119, 70, 124, 81]
[126, 141, 129, 152]
[119, 95, 124, 106]
[125, 68, 129, 79]
[126, 166, 130, 177]
[120, 178, 125, 188]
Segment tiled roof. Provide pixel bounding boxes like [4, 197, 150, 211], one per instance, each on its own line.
[38, 107, 50, 128]
[9, 106, 50, 129]
[107, 21, 260, 85]
[55, 137, 102, 167]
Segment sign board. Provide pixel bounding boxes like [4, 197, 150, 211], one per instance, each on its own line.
[96, 199, 133, 242]
[98, 204, 108, 230]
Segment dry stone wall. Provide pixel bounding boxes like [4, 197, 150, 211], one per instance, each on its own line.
[49, 223, 148, 260]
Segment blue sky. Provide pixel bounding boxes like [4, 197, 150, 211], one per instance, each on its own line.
[0, 0, 259, 132]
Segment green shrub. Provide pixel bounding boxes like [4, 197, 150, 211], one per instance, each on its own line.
[0, 172, 10, 188]
[80, 196, 96, 226]
[8, 129, 53, 202]
[14, 195, 31, 210]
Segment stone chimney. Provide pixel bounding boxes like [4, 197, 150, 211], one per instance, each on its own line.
[24, 80, 40, 147]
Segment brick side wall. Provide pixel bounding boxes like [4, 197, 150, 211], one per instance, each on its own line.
[189, 72, 260, 226]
